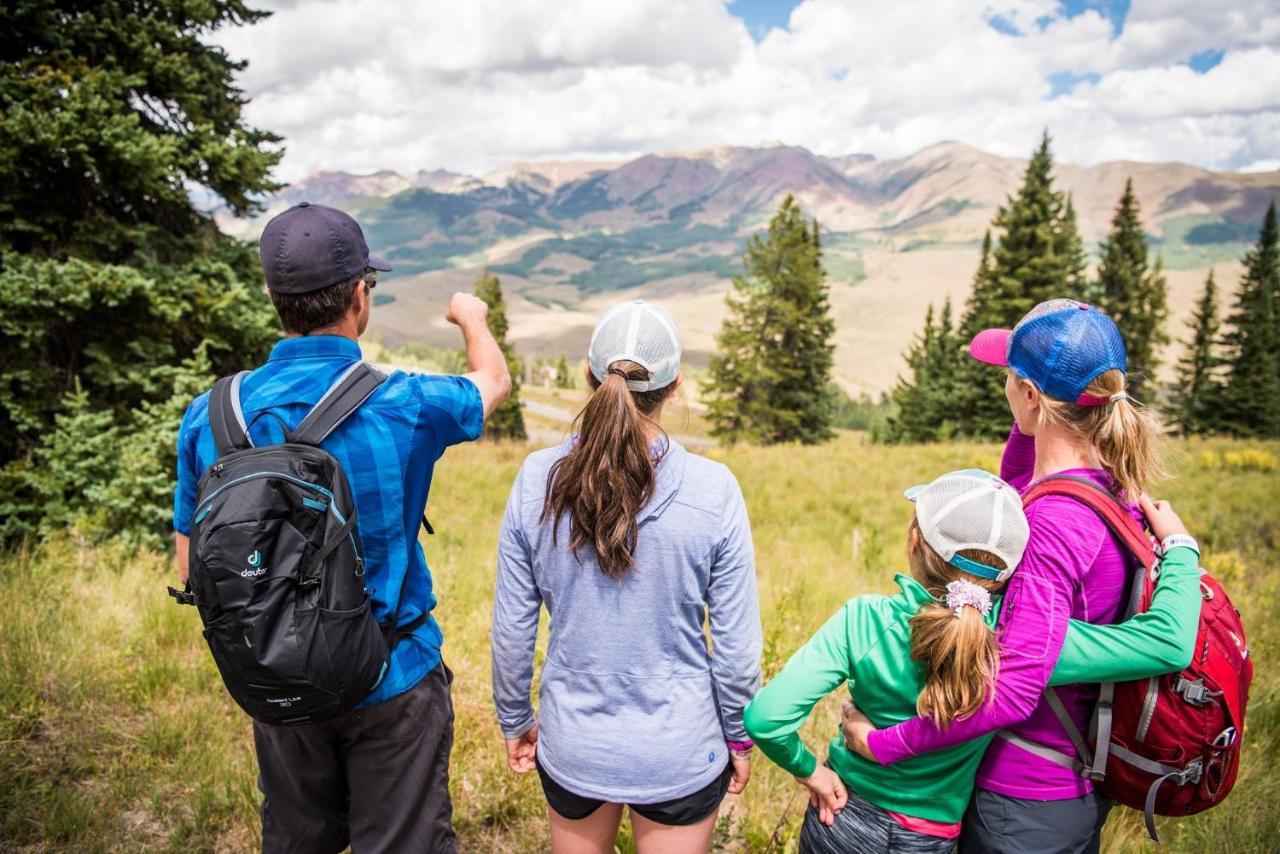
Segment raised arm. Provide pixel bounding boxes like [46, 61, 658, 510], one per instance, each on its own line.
[446, 292, 511, 418]
[490, 466, 542, 772]
[999, 422, 1036, 489]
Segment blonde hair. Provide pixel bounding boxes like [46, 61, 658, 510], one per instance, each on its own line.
[906, 516, 1007, 729]
[1017, 369, 1166, 498]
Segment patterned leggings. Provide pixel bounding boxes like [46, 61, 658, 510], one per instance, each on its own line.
[799, 789, 956, 854]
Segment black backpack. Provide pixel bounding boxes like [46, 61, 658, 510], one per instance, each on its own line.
[169, 362, 423, 725]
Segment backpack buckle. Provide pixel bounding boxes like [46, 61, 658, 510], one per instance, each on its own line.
[1175, 677, 1221, 707]
[167, 585, 198, 606]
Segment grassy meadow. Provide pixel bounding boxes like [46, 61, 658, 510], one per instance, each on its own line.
[2, 427, 1279, 852]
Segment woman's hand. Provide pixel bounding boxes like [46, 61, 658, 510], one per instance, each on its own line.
[505, 723, 538, 773]
[841, 700, 878, 762]
[728, 751, 752, 795]
[798, 764, 847, 826]
[1140, 495, 1189, 542]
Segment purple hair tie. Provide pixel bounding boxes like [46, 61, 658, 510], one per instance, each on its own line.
[944, 579, 992, 617]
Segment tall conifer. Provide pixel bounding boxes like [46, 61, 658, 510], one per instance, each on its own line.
[1219, 202, 1280, 437]
[986, 132, 1082, 317]
[951, 231, 1014, 437]
[1170, 270, 1222, 435]
[475, 272, 527, 440]
[1095, 179, 1169, 399]
[705, 195, 836, 444]
[886, 299, 960, 442]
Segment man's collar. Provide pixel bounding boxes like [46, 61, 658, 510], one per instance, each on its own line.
[268, 335, 363, 362]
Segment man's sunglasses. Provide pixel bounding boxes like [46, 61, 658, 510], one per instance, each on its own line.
[363, 269, 378, 289]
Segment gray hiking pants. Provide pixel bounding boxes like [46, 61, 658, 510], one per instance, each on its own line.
[252, 662, 456, 853]
[961, 788, 1112, 854]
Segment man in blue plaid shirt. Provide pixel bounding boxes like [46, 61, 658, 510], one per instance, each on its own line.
[173, 203, 509, 853]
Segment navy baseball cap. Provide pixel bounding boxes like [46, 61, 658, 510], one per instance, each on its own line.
[259, 202, 391, 294]
[969, 299, 1127, 406]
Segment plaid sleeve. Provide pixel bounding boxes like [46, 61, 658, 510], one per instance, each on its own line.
[172, 396, 204, 535]
[414, 375, 484, 449]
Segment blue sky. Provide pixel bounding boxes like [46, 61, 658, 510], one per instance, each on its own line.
[216, 0, 1280, 179]
[729, 0, 803, 40]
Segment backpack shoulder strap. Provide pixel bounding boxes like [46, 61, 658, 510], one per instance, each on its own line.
[1021, 474, 1156, 570]
[209, 371, 253, 457]
[1021, 474, 1151, 783]
[287, 362, 387, 446]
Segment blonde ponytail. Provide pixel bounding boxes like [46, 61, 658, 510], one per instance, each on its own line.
[906, 517, 1006, 729]
[1028, 369, 1167, 498]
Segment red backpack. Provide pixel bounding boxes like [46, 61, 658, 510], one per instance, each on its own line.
[1005, 476, 1253, 842]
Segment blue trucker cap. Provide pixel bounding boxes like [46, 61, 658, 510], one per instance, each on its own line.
[259, 202, 391, 294]
[969, 299, 1127, 406]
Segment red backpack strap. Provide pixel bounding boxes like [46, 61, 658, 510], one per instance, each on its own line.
[1021, 475, 1156, 573]
[1020, 474, 1158, 784]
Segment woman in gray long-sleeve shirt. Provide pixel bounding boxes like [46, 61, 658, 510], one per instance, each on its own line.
[491, 300, 763, 854]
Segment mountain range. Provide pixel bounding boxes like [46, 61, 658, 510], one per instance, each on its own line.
[218, 142, 1280, 394]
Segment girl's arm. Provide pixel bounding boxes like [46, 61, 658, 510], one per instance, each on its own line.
[1051, 498, 1202, 684]
[744, 604, 854, 779]
[864, 497, 1093, 763]
[491, 465, 543, 741]
[1051, 545, 1200, 684]
[707, 473, 763, 747]
[853, 503, 1201, 763]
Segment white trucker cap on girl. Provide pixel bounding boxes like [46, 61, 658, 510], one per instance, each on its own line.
[587, 300, 682, 392]
[904, 469, 1030, 583]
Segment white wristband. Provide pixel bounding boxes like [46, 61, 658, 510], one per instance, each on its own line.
[1159, 534, 1200, 556]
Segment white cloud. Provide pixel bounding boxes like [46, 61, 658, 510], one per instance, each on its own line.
[211, 0, 1280, 182]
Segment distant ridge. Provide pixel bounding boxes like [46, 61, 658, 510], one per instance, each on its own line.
[217, 142, 1279, 394]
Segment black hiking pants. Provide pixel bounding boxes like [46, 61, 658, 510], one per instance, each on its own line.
[252, 662, 456, 853]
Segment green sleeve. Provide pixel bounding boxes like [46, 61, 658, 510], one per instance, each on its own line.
[743, 603, 855, 779]
[1050, 547, 1201, 686]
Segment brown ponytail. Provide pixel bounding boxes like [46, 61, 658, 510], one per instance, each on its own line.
[541, 360, 674, 578]
[1023, 369, 1167, 498]
[906, 517, 1007, 729]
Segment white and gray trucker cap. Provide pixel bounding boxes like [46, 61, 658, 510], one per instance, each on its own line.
[587, 300, 682, 392]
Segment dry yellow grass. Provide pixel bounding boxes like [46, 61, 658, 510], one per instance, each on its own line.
[2, 434, 1278, 851]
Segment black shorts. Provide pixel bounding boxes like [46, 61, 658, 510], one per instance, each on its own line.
[535, 755, 733, 826]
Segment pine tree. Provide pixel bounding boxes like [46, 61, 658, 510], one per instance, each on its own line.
[1062, 195, 1091, 302]
[1218, 202, 1280, 437]
[554, 355, 574, 389]
[987, 132, 1084, 317]
[951, 232, 1014, 438]
[941, 132, 1090, 439]
[886, 298, 961, 442]
[705, 195, 836, 444]
[1170, 270, 1222, 435]
[1095, 179, 1169, 399]
[475, 272, 526, 440]
[0, 2, 281, 542]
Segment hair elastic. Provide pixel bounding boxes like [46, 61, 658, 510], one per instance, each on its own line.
[944, 579, 992, 617]
[1109, 390, 1128, 404]
[607, 367, 630, 380]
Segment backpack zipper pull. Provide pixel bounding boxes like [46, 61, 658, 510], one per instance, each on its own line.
[212, 462, 224, 478]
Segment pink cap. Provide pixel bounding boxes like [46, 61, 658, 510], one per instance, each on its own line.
[969, 328, 1011, 367]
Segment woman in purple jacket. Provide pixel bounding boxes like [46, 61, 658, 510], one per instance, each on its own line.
[845, 300, 1179, 853]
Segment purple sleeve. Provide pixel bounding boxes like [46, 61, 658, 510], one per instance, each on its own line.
[868, 498, 1105, 765]
[999, 423, 1035, 489]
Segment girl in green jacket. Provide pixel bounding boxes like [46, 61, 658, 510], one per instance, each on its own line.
[743, 469, 1201, 853]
